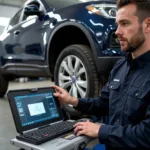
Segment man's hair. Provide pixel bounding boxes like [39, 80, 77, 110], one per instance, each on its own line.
[117, 0, 150, 22]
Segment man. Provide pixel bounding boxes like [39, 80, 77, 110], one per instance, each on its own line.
[53, 0, 150, 149]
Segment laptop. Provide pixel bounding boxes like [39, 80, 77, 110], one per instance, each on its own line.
[7, 87, 77, 145]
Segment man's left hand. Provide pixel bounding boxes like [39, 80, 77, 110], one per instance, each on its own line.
[73, 121, 101, 137]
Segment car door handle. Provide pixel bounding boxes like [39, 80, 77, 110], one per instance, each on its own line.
[14, 30, 20, 35]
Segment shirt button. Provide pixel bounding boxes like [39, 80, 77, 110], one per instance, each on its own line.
[116, 118, 120, 122]
[135, 93, 139, 97]
[129, 70, 133, 74]
[110, 85, 113, 89]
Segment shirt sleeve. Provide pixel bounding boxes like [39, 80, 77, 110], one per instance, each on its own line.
[74, 81, 110, 116]
[98, 105, 150, 148]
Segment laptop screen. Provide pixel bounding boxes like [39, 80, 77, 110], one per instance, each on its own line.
[7, 87, 64, 133]
[14, 92, 59, 127]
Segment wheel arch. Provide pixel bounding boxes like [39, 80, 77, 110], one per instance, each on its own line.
[46, 22, 98, 76]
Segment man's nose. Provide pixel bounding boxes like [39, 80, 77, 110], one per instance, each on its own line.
[115, 26, 122, 36]
[115, 27, 119, 36]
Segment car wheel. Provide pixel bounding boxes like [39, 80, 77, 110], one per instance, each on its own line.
[54, 44, 100, 116]
[0, 72, 8, 97]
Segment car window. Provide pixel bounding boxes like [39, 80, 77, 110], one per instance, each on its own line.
[7, 9, 22, 30]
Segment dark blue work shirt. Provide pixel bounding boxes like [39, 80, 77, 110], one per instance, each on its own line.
[75, 51, 150, 149]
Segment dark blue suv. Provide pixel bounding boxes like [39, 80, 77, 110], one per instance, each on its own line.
[0, 0, 122, 100]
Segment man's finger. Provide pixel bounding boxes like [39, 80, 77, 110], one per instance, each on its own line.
[76, 130, 84, 136]
[74, 122, 85, 127]
[52, 85, 64, 93]
[53, 92, 60, 97]
[74, 125, 83, 133]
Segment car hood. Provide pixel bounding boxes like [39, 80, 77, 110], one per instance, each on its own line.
[45, 0, 116, 9]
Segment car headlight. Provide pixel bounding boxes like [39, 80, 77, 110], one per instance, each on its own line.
[86, 4, 117, 18]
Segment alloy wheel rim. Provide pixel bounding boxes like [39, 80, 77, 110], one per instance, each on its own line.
[58, 55, 88, 98]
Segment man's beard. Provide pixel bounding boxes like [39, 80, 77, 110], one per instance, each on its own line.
[121, 26, 145, 52]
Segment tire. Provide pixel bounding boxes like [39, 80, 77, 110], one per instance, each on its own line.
[54, 44, 100, 116]
[0, 72, 8, 97]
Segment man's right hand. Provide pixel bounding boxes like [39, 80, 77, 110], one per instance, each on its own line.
[52, 85, 78, 107]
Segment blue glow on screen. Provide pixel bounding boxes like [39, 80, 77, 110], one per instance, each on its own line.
[14, 92, 59, 126]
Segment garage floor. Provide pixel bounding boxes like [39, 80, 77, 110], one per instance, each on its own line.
[0, 80, 98, 150]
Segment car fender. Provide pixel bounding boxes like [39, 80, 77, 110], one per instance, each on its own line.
[46, 21, 99, 68]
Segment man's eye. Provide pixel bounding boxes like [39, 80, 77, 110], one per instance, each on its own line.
[122, 22, 128, 26]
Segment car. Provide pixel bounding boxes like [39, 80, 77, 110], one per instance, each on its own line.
[0, 0, 122, 116]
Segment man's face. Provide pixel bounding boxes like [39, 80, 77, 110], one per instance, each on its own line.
[115, 4, 145, 52]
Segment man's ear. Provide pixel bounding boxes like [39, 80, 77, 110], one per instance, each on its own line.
[144, 18, 150, 33]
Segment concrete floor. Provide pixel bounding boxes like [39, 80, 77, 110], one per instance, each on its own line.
[0, 80, 98, 150]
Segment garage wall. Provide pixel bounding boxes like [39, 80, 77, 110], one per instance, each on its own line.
[0, 0, 27, 34]
[0, 5, 19, 34]
[0, 0, 26, 7]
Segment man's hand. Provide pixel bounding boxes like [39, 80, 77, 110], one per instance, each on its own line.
[52, 85, 78, 107]
[74, 121, 101, 138]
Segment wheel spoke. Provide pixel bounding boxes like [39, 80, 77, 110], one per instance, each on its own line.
[74, 57, 80, 74]
[76, 83, 86, 98]
[60, 81, 72, 89]
[76, 67, 85, 77]
[61, 61, 71, 76]
[67, 56, 74, 73]
[68, 85, 76, 107]
[59, 73, 71, 81]
[72, 84, 78, 98]
[69, 85, 73, 95]
[76, 80, 87, 88]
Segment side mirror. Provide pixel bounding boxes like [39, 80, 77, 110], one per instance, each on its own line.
[24, 4, 44, 16]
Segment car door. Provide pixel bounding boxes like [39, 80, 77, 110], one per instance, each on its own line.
[0, 9, 23, 74]
[12, 1, 47, 75]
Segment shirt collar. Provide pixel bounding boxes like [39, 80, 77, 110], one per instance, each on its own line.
[125, 50, 150, 69]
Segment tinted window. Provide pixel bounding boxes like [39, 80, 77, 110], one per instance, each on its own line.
[7, 9, 22, 30]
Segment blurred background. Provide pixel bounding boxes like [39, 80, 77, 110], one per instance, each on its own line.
[0, 0, 26, 34]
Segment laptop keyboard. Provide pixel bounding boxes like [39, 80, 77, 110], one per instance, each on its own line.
[16, 121, 77, 145]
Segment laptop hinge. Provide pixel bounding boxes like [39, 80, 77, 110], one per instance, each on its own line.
[22, 128, 38, 134]
[38, 124, 50, 129]
[49, 120, 63, 125]
[38, 120, 63, 129]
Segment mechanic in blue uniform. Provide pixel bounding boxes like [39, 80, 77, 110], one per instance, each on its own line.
[53, 0, 150, 149]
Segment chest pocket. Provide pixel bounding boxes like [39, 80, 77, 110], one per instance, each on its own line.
[128, 86, 147, 100]
[126, 86, 148, 123]
[109, 81, 120, 90]
[109, 81, 121, 107]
